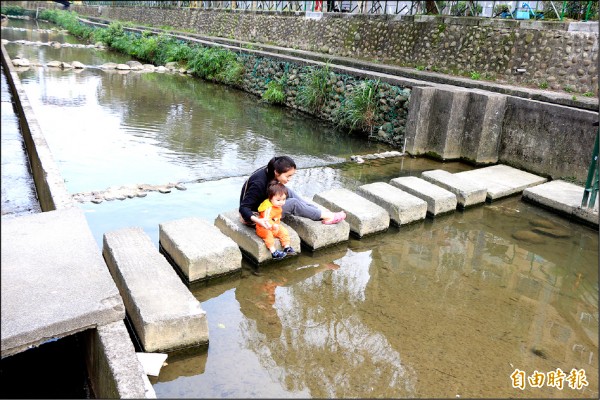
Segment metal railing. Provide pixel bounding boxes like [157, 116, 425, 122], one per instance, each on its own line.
[77, 1, 597, 19]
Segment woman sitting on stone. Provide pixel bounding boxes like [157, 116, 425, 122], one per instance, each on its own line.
[239, 155, 346, 229]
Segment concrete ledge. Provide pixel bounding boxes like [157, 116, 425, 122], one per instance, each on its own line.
[159, 217, 242, 282]
[283, 200, 350, 250]
[102, 227, 209, 352]
[421, 169, 487, 208]
[313, 188, 390, 238]
[1, 43, 73, 211]
[389, 176, 457, 216]
[455, 164, 547, 201]
[214, 209, 301, 264]
[522, 180, 599, 228]
[1, 208, 125, 358]
[85, 321, 155, 399]
[355, 182, 427, 225]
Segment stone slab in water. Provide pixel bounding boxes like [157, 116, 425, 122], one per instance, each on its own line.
[355, 182, 427, 226]
[159, 217, 242, 282]
[313, 188, 390, 238]
[389, 176, 457, 216]
[103, 227, 209, 352]
[214, 209, 301, 264]
[455, 164, 547, 200]
[283, 199, 350, 251]
[421, 169, 487, 208]
[522, 180, 599, 227]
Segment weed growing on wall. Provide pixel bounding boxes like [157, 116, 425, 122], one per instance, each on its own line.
[262, 77, 287, 105]
[296, 63, 333, 113]
[334, 79, 381, 135]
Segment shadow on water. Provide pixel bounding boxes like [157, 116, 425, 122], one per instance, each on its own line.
[2, 18, 598, 399]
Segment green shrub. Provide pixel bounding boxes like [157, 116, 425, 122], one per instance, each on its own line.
[296, 64, 332, 112]
[334, 80, 380, 134]
[538, 81, 548, 89]
[583, 92, 595, 97]
[1, 5, 26, 16]
[262, 78, 286, 105]
[470, 71, 481, 80]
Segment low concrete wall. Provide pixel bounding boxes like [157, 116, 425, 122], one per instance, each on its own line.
[0, 43, 73, 211]
[404, 85, 598, 183]
[499, 96, 599, 181]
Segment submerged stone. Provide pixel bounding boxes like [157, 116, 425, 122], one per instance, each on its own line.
[511, 230, 546, 244]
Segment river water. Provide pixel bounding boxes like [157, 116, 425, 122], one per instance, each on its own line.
[2, 18, 598, 398]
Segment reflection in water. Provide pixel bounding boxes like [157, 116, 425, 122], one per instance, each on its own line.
[155, 198, 597, 399]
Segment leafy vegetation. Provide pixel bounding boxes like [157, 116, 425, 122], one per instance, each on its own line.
[262, 77, 286, 104]
[296, 63, 333, 112]
[334, 80, 381, 134]
[470, 71, 481, 80]
[0, 5, 27, 16]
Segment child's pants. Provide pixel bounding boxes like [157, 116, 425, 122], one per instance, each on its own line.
[256, 224, 290, 250]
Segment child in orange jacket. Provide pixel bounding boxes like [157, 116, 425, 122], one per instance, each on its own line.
[256, 181, 296, 259]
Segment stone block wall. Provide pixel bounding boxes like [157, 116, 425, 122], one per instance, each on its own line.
[43, 3, 599, 96]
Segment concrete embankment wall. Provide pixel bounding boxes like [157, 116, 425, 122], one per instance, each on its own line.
[0, 42, 72, 211]
[40, 1, 600, 96]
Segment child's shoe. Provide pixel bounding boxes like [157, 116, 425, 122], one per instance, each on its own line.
[272, 250, 286, 259]
[283, 246, 296, 255]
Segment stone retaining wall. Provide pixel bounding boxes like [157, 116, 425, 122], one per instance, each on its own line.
[25, 1, 599, 96]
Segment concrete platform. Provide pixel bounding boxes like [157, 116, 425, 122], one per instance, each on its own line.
[313, 188, 390, 238]
[159, 217, 242, 282]
[421, 169, 487, 208]
[103, 227, 209, 352]
[282, 199, 350, 250]
[389, 176, 457, 216]
[455, 164, 547, 201]
[1, 207, 125, 358]
[214, 209, 301, 264]
[522, 180, 599, 227]
[355, 182, 427, 226]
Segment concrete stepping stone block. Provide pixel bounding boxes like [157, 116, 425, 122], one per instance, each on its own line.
[389, 176, 457, 216]
[355, 182, 427, 225]
[421, 169, 487, 208]
[103, 227, 209, 352]
[159, 217, 242, 283]
[283, 199, 350, 250]
[523, 180, 599, 227]
[455, 164, 547, 201]
[313, 188, 390, 238]
[214, 209, 301, 264]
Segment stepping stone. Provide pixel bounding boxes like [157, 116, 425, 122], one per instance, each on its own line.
[421, 169, 487, 208]
[283, 199, 350, 251]
[389, 176, 457, 216]
[103, 227, 209, 352]
[159, 217, 242, 283]
[522, 180, 599, 227]
[455, 164, 547, 201]
[355, 182, 427, 225]
[313, 188, 390, 238]
[214, 209, 301, 264]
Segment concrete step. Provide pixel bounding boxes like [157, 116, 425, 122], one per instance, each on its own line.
[159, 217, 242, 283]
[102, 227, 209, 352]
[389, 176, 457, 216]
[214, 209, 301, 264]
[1, 207, 124, 358]
[455, 164, 547, 201]
[313, 188, 390, 238]
[282, 199, 350, 251]
[355, 182, 427, 226]
[522, 180, 599, 227]
[421, 169, 487, 208]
